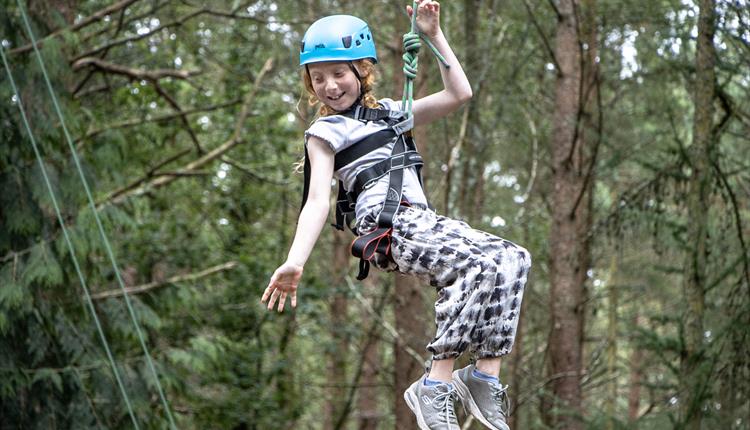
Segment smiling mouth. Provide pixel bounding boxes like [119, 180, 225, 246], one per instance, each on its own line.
[328, 93, 345, 101]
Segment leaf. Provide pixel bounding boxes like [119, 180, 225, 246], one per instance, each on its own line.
[32, 368, 63, 392]
[1, 172, 41, 235]
[21, 242, 63, 288]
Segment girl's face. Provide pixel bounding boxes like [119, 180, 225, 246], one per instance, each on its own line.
[307, 62, 361, 112]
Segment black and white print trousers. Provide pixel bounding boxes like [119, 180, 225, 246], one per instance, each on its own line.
[358, 206, 532, 360]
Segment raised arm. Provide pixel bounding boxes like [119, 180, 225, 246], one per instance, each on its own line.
[410, 0, 473, 127]
[261, 136, 334, 312]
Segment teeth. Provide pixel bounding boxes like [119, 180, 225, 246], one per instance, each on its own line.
[329, 93, 344, 100]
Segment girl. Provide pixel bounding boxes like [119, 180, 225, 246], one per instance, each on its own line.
[262, 2, 531, 429]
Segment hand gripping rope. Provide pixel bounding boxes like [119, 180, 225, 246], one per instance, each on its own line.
[402, 2, 450, 118]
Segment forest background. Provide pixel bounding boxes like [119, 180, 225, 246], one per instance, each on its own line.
[1, 0, 748, 429]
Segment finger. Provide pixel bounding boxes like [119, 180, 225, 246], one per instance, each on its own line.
[261, 274, 278, 302]
[277, 292, 287, 313]
[267, 289, 280, 310]
[406, 5, 413, 16]
[261, 284, 274, 302]
[291, 292, 297, 309]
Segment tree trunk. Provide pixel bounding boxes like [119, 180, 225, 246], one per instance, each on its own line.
[546, 0, 597, 428]
[606, 252, 619, 430]
[680, 0, 716, 428]
[325, 231, 351, 429]
[628, 313, 643, 423]
[509, 224, 532, 429]
[394, 273, 428, 430]
[458, 0, 481, 222]
[357, 315, 381, 430]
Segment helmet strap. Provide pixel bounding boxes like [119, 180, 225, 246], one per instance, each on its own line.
[347, 61, 365, 109]
[348, 61, 362, 82]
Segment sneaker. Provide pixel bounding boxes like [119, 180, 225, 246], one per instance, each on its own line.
[452, 365, 510, 430]
[403, 375, 460, 430]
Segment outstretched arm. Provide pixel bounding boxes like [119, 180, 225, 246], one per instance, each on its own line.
[261, 136, 334, 312]
[410, 0, 473, 127]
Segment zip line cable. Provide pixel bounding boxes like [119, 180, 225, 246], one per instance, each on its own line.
[12, 0, 178, 427]
[0, 44, 141, 430]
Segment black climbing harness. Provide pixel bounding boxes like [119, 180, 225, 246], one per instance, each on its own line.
[301, 103, 430, 280]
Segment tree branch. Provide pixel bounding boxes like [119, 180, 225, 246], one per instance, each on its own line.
[75, 98, 244, 146]
[80, 0, 171, 46]
[521, 0, 562, 75]
[219, 156, 289, 186]
[711, 158, 750, 289]
[91, 261, 238, 300]
[515, 108, 540, 220]
[570, 70, 603, 217]
[152, 81, 204, 153]
[96, 57, 274, 207]
[71, 8, 206, 62]
[72, 57, 200, 81]
[8, 0, 140, 55]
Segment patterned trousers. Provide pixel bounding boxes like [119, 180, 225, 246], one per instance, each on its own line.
[358, 206, 532, 360]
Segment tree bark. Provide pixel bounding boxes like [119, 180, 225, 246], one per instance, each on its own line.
[325, 231, 351, 429]
[546, 0, 597, 428]
[680, 0, 716, 428]
[606, 252, 619, 430]
[458, 0, 481, 222]
[357, 306, 381, 430]
[394, 273, 428, 430]
[628, 313, 643, 423]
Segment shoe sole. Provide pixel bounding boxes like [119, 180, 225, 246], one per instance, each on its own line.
[403, 380, 432, 430]
[452, 370, 510, 430]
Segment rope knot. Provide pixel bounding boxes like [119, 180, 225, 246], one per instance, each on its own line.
[402, 32, 421, 80]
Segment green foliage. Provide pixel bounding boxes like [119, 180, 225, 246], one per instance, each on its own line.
[0, 0, 748, 428]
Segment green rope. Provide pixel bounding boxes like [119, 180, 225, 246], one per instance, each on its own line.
[401, 1, 450, 118]
[0, 44, 141, 430]
[14, 1, 177, 427]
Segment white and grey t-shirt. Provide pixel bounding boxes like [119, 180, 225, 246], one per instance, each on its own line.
[304, 98, 428, 221]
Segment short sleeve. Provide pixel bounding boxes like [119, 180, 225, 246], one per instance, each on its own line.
[305, 116, 349, 152]
[378, 98, 403, 112]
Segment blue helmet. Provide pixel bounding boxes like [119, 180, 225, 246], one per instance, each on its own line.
[300, 15, 378, 66]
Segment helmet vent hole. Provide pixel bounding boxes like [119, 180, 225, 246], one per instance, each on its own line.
[360, 33, 365, 39]
[300, 41, 305, 51]
[342, 36, 352, 48]
[356, 40, 361, 46]
[366, 34, 371, 40]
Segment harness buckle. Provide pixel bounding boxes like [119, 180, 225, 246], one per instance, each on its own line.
[390, 154, 405, 169]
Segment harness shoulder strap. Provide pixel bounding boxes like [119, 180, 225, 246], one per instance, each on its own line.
[334, 129, 396, 171]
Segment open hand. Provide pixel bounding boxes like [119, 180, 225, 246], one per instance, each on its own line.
[262, 262, 303, 312]
[407, 0, 441, 38]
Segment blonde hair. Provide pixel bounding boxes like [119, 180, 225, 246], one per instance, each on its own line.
[302, 59, 380, 117]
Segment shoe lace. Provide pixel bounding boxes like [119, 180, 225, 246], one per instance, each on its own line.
[433, 385, 459, 426]
[490, 383, 510, 416]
